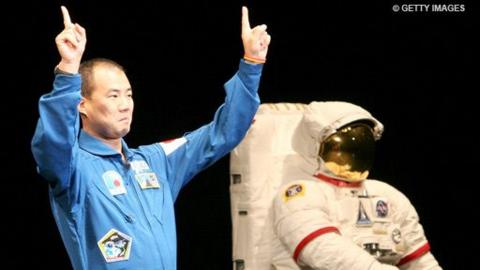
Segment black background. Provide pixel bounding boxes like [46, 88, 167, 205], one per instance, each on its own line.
[3, 0, 475, 269]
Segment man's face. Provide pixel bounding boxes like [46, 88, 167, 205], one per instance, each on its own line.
[80, 65, 134, 140]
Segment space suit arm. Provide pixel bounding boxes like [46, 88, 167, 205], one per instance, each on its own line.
[393, 191, 442, 270]
[298, 231, 399, 270]
[277, 210, 399, 270]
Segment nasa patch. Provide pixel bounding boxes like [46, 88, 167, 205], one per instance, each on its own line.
[373, 198, 389, 218]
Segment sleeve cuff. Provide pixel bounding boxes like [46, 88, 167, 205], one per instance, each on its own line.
[54, 66, 78, 76]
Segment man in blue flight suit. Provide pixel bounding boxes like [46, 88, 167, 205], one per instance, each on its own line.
[31, 5, 271, 270]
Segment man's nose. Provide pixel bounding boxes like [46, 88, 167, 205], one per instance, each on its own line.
[118, 96, 131, 111]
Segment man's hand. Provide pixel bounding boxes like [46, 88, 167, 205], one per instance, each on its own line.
[55, 6, 86, 74]
[241, 6, 271, 64]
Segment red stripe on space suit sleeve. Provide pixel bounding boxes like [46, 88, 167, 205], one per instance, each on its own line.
[293, 226, 340, 262]
[397, 242, 431, 266]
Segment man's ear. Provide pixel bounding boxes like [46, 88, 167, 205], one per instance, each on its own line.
[78, 98, 88, 117]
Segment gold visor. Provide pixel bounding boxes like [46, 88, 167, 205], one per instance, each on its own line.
[319, 123, 375, 181]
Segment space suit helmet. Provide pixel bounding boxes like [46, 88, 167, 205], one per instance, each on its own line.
[301, 101, 384, 182]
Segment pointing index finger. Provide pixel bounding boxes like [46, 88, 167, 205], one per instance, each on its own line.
[241, 6, 251, 33]
[61, 6, 73, 28]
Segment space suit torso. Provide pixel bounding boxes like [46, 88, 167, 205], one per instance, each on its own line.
[272, 172, 437, 270]
[317, 175, 414, 265]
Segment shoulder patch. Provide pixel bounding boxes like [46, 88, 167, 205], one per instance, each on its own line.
[159, 137, 187, 155]
[283, 183, 305, 202]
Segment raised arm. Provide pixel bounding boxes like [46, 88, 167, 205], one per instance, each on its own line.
[154, 7, 271, 199]
[31, 6, 87, 192]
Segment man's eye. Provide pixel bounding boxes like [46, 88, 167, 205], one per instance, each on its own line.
[109, 95, 118, 98]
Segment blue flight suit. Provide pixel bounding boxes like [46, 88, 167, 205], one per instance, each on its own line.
[31, 60, 262, 269]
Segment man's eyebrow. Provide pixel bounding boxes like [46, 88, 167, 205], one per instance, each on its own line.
[107, 88, 133, 93]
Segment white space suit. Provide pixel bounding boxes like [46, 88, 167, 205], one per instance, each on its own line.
[229, 101, 441, 270]
[273, 102, 442, 270]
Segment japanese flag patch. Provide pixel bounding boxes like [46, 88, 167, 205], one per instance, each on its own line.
[102, 170, 127, 196]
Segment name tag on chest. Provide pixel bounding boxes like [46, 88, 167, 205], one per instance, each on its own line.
[130, 160, 160, 189]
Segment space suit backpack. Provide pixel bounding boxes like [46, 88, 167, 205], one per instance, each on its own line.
[229, 101, 383, 270]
